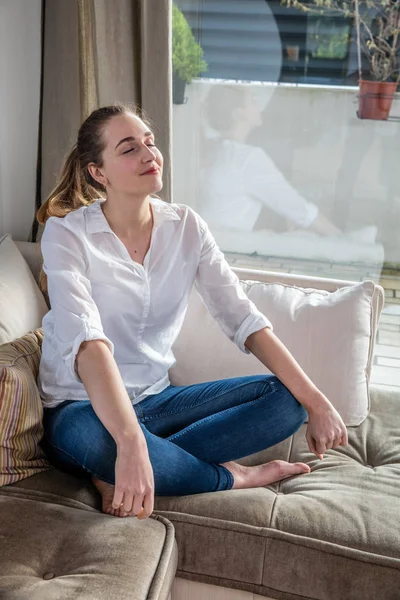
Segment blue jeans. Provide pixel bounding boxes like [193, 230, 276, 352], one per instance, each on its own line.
[41, 374, 308, 496]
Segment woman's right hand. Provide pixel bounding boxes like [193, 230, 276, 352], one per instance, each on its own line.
[113, 433, 155, 519]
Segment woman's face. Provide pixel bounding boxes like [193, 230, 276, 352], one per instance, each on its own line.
[90, 112, 163, 197]
[240, 89, 263, 129]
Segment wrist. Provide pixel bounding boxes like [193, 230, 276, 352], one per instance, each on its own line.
[116, 427, 145, 449]
[299, 390, 331, 415]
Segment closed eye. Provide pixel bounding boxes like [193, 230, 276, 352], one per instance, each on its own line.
[123, 143, 156, 155]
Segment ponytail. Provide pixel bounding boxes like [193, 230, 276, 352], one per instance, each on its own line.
[37, 102, 140, 294]
[36, 144, 104, 227]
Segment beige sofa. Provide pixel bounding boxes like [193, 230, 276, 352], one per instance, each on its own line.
[1, 236, 400, 600]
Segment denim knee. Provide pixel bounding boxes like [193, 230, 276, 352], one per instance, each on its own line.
[271, 377, 308, 427]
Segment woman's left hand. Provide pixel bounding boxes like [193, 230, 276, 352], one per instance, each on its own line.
[305, 397, 348, 459]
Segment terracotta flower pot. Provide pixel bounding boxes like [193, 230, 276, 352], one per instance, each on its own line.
[358, 80, 398, 120]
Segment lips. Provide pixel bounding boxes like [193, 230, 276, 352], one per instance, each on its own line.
[141, 167, 160, 175]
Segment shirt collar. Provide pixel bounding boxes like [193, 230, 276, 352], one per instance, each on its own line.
[85, 197, 181, 235]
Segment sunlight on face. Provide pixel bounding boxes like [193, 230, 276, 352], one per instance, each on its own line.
[100, 113, 164, 196]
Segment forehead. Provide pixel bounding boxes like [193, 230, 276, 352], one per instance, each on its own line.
[103, 113, 152, 147]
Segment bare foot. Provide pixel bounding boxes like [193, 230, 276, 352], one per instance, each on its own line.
[92, 477, 129, 518]
[220, 460, 310, 490]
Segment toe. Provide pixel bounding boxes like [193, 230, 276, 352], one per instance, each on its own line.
[295, 462, 311, 473]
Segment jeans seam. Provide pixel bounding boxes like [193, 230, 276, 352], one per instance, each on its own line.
[43, 435, 114, 485]
[141, 375, 277, 423]
[134, 403, 143, 419]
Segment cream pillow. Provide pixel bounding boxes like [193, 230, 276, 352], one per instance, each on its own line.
[0, 329, 52, 486]
[0, 234, 48, 345]
[170, 280, 380, 426]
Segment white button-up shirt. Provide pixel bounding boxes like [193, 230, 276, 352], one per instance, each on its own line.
[38, 197, 273, 408]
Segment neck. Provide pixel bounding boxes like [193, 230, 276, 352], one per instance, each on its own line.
[101, 192, 153, 239]
[227, 122, 252, 143]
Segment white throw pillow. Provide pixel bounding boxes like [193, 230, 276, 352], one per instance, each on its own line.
[0, 234, 48, 345]
[170, 280, 380, 426]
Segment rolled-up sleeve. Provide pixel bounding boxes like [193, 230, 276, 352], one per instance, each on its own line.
[41, 218, 114, 382]
[194, 215, 273, 354]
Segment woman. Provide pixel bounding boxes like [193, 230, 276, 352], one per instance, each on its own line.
[37, 103, 347, 520]
[199, 85, 377, 244]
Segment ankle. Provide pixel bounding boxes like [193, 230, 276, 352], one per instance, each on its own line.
[220, 461, 246, 490]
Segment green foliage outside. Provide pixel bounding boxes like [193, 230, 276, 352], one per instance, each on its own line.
[172, 4, 208, 83]
[309, 17, 351, 59]
[312, 31, 350, 58]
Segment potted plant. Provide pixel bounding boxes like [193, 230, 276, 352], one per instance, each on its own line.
[172, 4, 208, 104]
[281, 0, 400, 120]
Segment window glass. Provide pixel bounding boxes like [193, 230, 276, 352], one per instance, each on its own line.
[172, 0, 400, 391]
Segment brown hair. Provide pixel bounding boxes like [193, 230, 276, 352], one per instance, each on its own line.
[37, 102, 144, 293]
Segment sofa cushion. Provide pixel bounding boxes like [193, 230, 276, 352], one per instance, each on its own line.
[13, 387, 400, 599]
[0, 328, 52, 486]
[152, 385, 400, 600]
[0, 234, 48, 345]
[14, 240, 43, 286]
[170, 280, 381, 426]
[0, 487, 177, 600]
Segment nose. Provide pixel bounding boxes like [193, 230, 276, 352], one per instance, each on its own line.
[142, 144, 157, 161]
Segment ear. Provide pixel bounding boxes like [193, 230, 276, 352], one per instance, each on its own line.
[88, 163, 108, 186]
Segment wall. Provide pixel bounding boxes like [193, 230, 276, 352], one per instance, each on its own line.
[0, 0, 42, 241]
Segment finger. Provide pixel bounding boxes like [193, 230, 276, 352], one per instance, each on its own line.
[132, 495, 145, 517]
[307, 434, 323, 460]
[112, 487, 124, 510]
[306, 431, 316, 451]
[122, 492, 134, 515]
[306, 430, 315, 450]
[315, 440, 327, 456]
[341, 428, 349, 446]
[138, 492, 154, 519]
[115, 494, 128, 518]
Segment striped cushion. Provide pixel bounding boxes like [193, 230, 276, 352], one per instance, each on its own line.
[0, 328, 52, 486]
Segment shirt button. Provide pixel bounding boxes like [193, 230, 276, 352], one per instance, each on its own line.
[43, 572, 55, 580]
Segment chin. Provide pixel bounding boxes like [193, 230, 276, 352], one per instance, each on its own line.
[152, 178, 164, 194]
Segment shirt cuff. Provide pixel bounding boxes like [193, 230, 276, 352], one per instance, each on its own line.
[234, 311, 273, 355]
[68, 315, 114, 383]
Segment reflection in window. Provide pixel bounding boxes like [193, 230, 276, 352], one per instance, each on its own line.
[172, 0, 400, 391]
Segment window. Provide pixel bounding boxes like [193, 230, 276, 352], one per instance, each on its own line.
[172, 0, 400, 391]
[177, 0, 361, 86]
